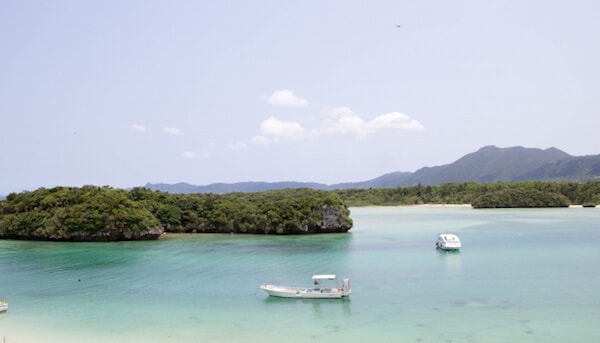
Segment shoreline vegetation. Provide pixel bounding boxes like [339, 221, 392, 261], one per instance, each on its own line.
[0, 187, 352, 242]
[337, 181, 599, 207]
[0, 181, 598, 241]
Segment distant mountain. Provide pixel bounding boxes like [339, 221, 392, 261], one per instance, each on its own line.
[146, 181, 330, 194]
[394, 145, 572, 186]
[144, 146, 600, 193]
[516, 154, 600, 181]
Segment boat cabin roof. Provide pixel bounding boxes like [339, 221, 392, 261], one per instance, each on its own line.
[439, 233, 460, 240]
[312, 274, 336, 280]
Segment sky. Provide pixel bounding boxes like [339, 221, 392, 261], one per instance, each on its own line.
[1, 0, 599, 195]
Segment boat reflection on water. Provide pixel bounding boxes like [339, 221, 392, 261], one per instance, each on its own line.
[437, 247, 462, 277]
[262, 294, 352, 317]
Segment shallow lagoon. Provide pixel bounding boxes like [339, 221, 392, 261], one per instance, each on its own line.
[1, 206, 599, 342]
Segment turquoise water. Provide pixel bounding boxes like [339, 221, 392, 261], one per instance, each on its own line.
[1, 206, 599, 342]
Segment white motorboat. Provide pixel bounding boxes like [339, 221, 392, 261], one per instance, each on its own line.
[436, 233, 461, 251]
[0, 300, 7, 312]
[260, 274, 351, 299]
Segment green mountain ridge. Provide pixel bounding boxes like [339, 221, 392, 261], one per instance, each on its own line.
[144, 145, 600, 194]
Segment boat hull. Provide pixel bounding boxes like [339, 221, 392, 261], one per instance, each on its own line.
[260, 285, 349, 299]
[0, 301, 7, 312]
[437, 244, 460, 251]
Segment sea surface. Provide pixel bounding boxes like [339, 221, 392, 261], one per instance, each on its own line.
[1, 206, 599, 342]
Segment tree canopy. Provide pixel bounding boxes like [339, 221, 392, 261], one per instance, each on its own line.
[335, 181, 599, 207]
[0, 186, 352, 241]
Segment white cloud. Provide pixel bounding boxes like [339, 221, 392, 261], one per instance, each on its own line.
[320, 107, 370, 139]
[368, 112, 424, 131]
[252, 102, 423, 144]
[131, 124, 146, 132]
[322, 114, 370, 138]
[163, 127, 184, 136]
[319, 109, 424, 139]
[260, 116, 304, 139]
[266, 90, 308, 107]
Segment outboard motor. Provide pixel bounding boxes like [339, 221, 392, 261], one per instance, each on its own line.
[342, 278, 351, 297]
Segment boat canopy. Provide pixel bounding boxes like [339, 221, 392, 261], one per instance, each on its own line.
[312, 274, 336, 280]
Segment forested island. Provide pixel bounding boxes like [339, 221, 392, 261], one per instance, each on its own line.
[0, 187, 352, 241]
[0, 181, 598, 242]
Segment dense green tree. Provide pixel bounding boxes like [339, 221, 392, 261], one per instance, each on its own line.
[0, 187, 352, 241]
[336, 181, 599, 207]
[471, 188, 570, 208]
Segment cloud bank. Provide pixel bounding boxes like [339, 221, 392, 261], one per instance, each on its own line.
[253, 90, 424, 144]
[266, 90, 308, 107]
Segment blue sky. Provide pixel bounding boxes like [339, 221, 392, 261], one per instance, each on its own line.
[1, 0, 599, 195]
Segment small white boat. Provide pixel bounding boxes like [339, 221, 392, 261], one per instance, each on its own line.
[260, 274, 351, 299]
[0, 300, 7, 312]
[436, 233, 461, 251]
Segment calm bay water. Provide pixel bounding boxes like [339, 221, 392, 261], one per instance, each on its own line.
[1, 206, 599, 342]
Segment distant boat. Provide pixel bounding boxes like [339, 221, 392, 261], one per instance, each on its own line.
[436, 233, 461, 251]
[0, 300, 7, 312]
[260, 274, 351, 299]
